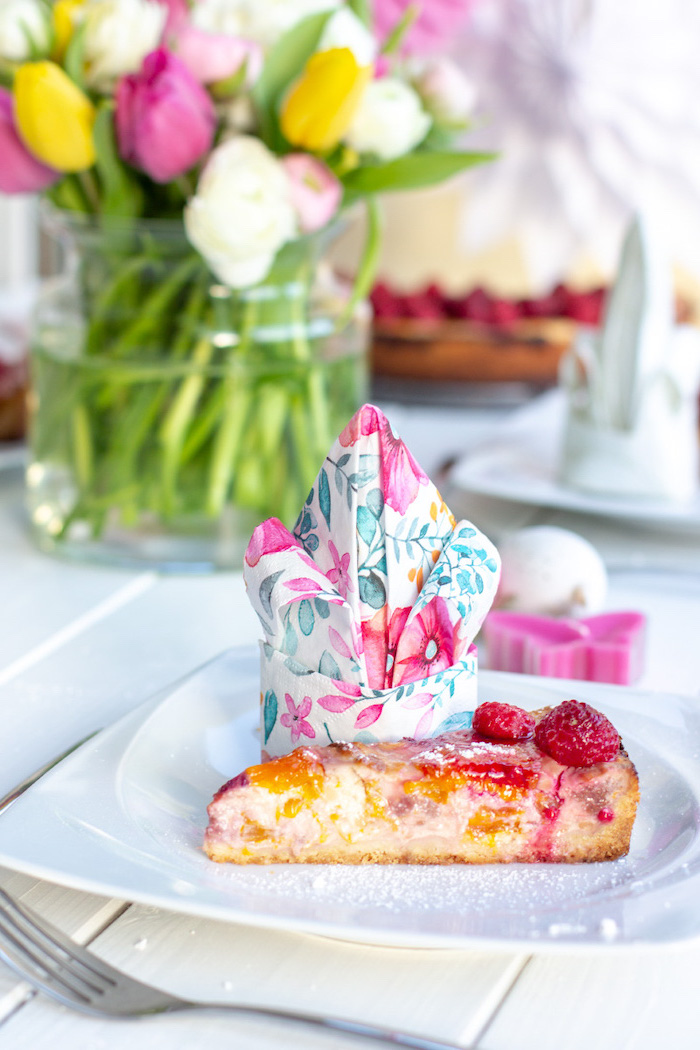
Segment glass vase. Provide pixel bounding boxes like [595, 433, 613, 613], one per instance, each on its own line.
[27, 207, 369, 571]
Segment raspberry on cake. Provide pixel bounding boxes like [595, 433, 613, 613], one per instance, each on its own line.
[204, 700, 639, 865]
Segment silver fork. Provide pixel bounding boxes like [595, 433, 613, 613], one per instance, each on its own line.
[0, 887, 466, 1049]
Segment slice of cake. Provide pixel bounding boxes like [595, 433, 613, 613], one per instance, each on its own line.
[204, 700, 639, 865]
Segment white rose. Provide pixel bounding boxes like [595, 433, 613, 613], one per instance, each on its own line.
[411, 57, 477, 127]
[192, 0, 340, 49]
[317, 8, 377, 65]
[184, 136, 298, 289]
[0, 0, 51, 61]
[345, 77, 431, 161]
[83, 0, 167, 92]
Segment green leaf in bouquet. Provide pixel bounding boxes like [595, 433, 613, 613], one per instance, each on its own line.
[252, 9, 335, 150]
[341, 150, 496, 201]
[209, 60, 249, 100]
[421, 122, 469, 151]
[63, 19, 87, 90]
[380, 2, 419, 55]
[19, 7, 50, 60]
[346, 0, 372, 27]
[47, 174, 92, 212]
[92, 102, 143, 218]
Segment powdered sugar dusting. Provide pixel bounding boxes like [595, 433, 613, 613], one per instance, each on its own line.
[194, 849, 639, 947]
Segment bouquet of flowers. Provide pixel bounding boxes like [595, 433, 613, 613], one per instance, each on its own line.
[0, 0, 489, 565]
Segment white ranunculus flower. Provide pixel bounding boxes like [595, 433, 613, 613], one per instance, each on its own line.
[0, 0, 51, 61]
[317, 7, 377, 65]
[192, 0, 340, 48]
[83, 0, 167, 92]
[184, 136, 298, 289]
[345, 77, 431, 161]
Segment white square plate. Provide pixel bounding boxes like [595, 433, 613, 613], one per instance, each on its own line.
[1, 647, 699, 952]
[451, 390, 700, 530]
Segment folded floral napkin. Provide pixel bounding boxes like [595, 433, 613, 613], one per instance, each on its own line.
[244, 404, 500, 758]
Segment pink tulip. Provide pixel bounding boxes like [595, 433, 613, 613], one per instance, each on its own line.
[157, 0, 262, 87]
[115, 48, 216, 183]
[156, 0, 189, 32]
[0, 88, 59, 193]
[281, 154, 342, 234]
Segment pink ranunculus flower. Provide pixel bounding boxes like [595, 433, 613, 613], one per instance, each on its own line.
[171, 25, 262, 86]
[244, 517, 301, 567]
[0, 89, 59, 193]
[372, 0, 475, 54]
[281, 154, 342, 234]
[280, 694, 316, 742]
[392, 597, 459, 686]
[115, 48, 216, 183]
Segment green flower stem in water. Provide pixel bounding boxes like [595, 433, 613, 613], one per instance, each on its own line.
[29, 212, 369, 563]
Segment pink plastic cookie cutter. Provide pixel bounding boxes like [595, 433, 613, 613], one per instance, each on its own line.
[483, 610, 646, 685]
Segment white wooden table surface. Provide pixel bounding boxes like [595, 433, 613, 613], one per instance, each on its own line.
[1, 400, 700, 1050]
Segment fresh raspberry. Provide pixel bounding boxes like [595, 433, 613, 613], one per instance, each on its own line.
[535, 700, 620, 767]
[460, 288, 493, 323]
[488, 298, 520, 326]
[472, 702, 536, 742]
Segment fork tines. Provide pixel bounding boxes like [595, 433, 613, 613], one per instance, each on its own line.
[0, 887, 116, 1006]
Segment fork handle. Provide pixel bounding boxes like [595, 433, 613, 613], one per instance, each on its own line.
[194, 1002, 467, 1050]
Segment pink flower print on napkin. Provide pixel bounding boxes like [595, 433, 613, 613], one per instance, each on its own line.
[361, 605, 411, 688]
[326, 540, 353, 599]
[380, 417, 428, 515]
[244, 517, 302, 568]
[280, 694, 316, 743]
[339, 404, 383, 447]
[340, 405, 428, 515]
[392, 597, 460, 686]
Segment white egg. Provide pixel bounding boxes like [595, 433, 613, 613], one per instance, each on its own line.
[495, 526, 607, 616]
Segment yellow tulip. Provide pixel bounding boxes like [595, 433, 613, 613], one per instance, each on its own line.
[280, 48, 371, 153]
[53, 0, 87, 60]
[14, 61, 96, 172]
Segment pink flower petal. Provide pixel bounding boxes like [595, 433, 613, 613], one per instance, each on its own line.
[399, 691, 434, 709]
[298, 695, 312, 718]
[285, 578, 324, 593]
[282, 153, 342, 233]
[355, 703, 384, 729]
[329, 627, 353, 659]
[298, 719, 316, 740]
[414, 708, 434, 739]
[317, 694, 356, 713]
[244, 517, 299, 566]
